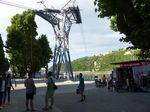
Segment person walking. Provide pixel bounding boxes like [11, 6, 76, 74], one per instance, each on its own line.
[24, 72, 37, 111]
[108, 79, 113, 91]
[3, 74, 14, 105]
[115, 79, 122, 92]
[0, 73, 6, 109]
[43, 71, 55, 110]
[78, 73, 86, 102]
[102, 75, 107, 86]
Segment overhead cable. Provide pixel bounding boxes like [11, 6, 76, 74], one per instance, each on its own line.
[73, 0, 88, 57]
[61, 0, 71, 9]
[70, 45, 80, 59]
[0, 0, 34, 10]
[79, 24, 88, 57]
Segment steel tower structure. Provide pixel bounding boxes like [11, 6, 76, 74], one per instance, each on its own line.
[33, 0, 82, 78]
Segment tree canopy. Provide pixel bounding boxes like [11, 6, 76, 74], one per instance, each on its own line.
[6, 10, 53, 76]
[0, 34, 9, 73]
[94, 0, 150, 58]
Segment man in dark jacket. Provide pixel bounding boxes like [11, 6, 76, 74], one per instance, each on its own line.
[0, 73, 6, 109]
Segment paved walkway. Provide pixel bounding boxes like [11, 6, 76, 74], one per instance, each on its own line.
[1, 79, 150, 112]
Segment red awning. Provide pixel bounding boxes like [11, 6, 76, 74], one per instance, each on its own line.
[120, 62, 150, 67]
[111, 60, 150, 67]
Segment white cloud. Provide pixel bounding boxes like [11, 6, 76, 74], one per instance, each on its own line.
[0, 0, 131, 63]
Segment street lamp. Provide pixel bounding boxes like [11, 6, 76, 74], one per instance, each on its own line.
[30, 24, 33, 72]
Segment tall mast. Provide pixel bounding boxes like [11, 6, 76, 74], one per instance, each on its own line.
[33, 0, 82, 78]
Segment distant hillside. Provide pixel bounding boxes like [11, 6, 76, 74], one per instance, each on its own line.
[71, 48, 140, 71]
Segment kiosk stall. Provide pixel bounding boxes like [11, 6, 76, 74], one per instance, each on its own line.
[111, 60, 150, 92]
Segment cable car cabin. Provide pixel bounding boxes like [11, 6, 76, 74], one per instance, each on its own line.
[111, 60, 150, 92]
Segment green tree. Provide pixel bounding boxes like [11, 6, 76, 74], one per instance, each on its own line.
[0, 34, 9, 73]
[37, 34, 53, 68]
[6, 10, 53, 76]
[94, 0, 150, 58]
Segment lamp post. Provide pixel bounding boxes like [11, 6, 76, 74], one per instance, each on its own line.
[30, 24, 33, 73]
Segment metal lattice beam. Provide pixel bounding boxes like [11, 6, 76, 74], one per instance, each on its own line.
[33, 3, 82, 79]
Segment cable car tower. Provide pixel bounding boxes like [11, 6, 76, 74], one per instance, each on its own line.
[33, 0, 82, 78]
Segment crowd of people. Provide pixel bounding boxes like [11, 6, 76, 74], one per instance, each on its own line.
[107, 78, 138, 92]
[1, 71, 139, 111]
[0, 71, 57, 111]
[0, 73, 14, 109]
[24, 71, 56, 111]
[95, 75, 108, 87]
[0, 72, 86, 111]
[95, 75, 138, 93]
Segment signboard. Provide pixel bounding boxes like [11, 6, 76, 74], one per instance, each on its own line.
[120, 62, 150, 67]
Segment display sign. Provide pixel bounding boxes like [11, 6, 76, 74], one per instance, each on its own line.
[120, 62, 150, 67]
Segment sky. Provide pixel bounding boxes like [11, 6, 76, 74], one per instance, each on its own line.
[0, 0, 131, 64]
